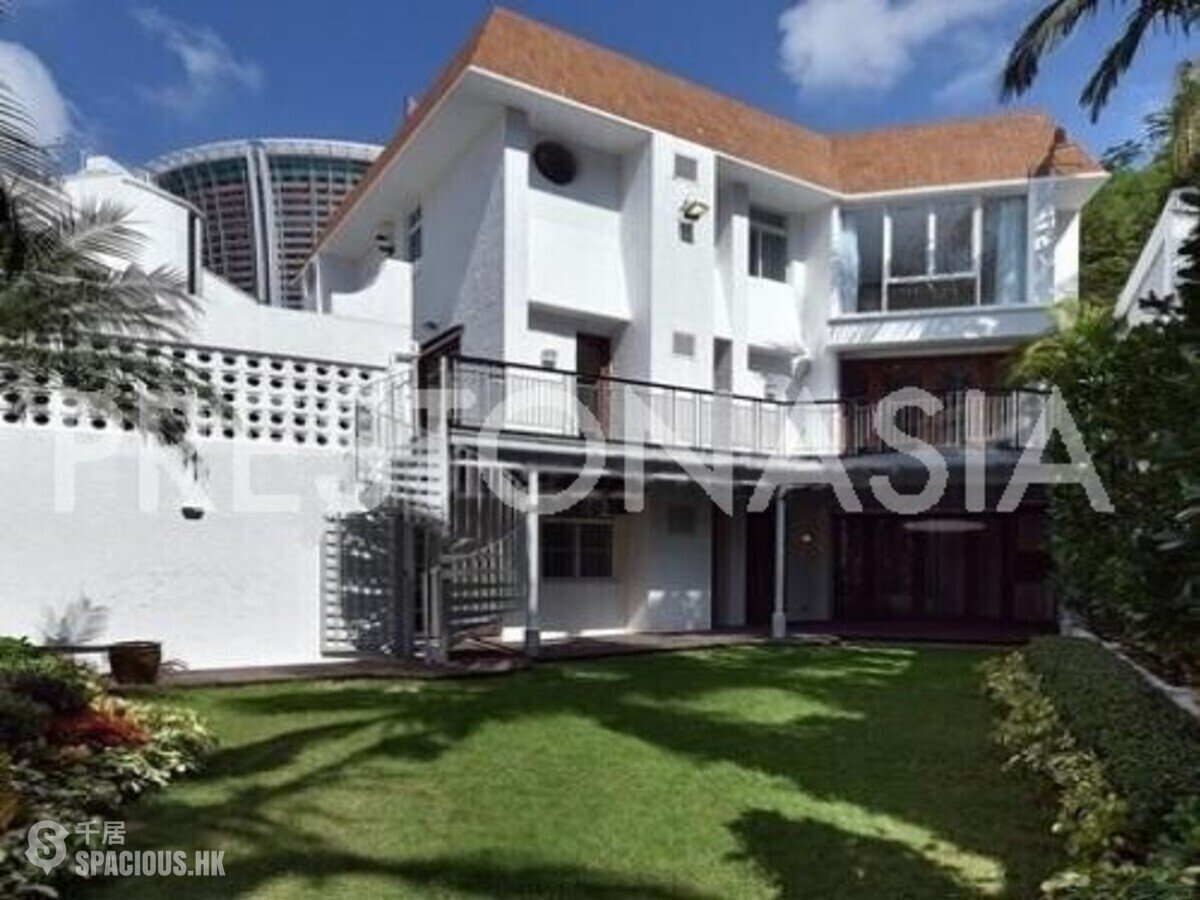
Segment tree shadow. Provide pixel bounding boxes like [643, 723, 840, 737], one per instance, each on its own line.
[729, 809, 978, 899]
[85, 645, 1059, 898]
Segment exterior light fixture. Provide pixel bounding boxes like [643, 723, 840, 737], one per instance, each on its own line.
[540, 348, 558, 369]
[902, 519, 986, 534]
[680, 199, 710, 221]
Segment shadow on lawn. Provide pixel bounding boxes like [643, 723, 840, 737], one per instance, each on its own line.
[731, 809, 979, 899]
[89, 645, 1057, 899]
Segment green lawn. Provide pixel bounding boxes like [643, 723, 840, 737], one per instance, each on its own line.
[83, 645, 1060, 899]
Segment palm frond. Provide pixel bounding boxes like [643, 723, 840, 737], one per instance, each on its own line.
[1080, 3, 1196, 121]
[1001, 0, 1103, 101]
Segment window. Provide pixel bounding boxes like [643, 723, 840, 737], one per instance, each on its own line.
[981, 196, 1028, 306]
[749, 207, 788, 282]
[541, 520, 613, 578]
[405, 206, 422, 263]
[672, 331, 696, 357]
[838, 196, 1028, 313]
[678, 219, 695, 244]
[674, 153, 698, 181]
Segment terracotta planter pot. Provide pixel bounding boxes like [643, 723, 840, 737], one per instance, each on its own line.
[108, 641, 162, 685]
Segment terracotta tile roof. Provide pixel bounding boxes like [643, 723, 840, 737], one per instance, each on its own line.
[319, 7, 1102, 251]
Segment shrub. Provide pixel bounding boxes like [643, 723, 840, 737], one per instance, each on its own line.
[0, 697, 214, 897]
[0, 690, 47, 750]
[1022, 636, 1200, 843]
[0, 637, 41, 667]
[46, 708, 148, 749]
[982, 652, 1128, 863]
[1, 651, 95, 715]
[984, 646, 1200, 898]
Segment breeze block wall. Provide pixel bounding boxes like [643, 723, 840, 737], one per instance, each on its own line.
[0, 290, 407, 671]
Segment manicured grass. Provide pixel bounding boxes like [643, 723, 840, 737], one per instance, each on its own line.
[83, 645, 1060, 899]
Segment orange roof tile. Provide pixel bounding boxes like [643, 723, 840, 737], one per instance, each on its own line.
[319, 8, 1103, 251]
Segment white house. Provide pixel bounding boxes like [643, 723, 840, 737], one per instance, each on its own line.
[306, 9, 1107, 654]
[0, 9, 1108, 670]
[1116, 188, 1197, 324]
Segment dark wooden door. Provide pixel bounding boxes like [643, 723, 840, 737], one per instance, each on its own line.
[576, 333, 612, 435]
[745, 504, 776, 627]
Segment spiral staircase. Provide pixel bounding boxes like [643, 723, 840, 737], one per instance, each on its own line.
[321, 353, 526, 662]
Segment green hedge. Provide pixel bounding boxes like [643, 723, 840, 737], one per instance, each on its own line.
[1022, 636, 1200, 842]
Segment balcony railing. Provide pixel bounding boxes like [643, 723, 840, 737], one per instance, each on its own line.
[447, 356, 1047, 459]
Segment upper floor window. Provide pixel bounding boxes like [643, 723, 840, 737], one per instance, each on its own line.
[839, 196, 1027, 313]
[749, 207, 788, 282]
[406, 206, 423, 263]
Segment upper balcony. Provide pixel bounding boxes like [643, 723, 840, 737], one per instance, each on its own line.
[446, 356, 1047, 462]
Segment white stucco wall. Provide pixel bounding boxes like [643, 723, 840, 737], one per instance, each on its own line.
[65, 162, 197, 280]
[415, 111, 507, 358]
[0, 430, 341, 670]
[527, 137, 627, 321]
[624, 485, 712, 632]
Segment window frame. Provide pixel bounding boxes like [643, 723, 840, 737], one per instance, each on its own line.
[540, 518, 615, 580]
[748, 207, 789, 283]
[841, 195, 1029, 314]
[405, 205, 423, 264]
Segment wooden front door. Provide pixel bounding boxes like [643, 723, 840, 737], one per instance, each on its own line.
[576, 334, 612, 435]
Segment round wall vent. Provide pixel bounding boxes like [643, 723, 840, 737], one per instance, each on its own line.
[532, 141, 577, 185]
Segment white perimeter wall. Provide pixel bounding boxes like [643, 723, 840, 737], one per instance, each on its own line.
[0, 432, 344, 670]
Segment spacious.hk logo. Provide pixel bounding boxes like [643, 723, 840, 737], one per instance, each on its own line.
[25, 819, 68, 874]
[25, 819, 225, 879]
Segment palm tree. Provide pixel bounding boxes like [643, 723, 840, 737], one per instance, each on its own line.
[1001, 0, 1200, 121]
[0, 84, 212, 447]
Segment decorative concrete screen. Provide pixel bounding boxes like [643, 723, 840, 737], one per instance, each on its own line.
[0, 339, 381, 448]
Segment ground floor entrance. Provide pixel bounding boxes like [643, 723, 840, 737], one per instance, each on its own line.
[832, 507, 1054, 628]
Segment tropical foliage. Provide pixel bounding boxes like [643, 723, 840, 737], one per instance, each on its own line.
[1002, 0, 1200, 120]
[984, 640, 1200, 898]
[0, 638, 213, 897]
[0, 39, 208, 446]
[1013, 238, 1200, 676]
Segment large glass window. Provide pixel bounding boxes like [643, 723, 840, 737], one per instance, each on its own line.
[838, 196, 1028, 312]
[982, 196, 1028, 306]
[749, 207, 788, 282]
[540, 520, 614, 579]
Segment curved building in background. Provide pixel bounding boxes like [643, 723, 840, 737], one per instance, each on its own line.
[148, 139, 380, 309]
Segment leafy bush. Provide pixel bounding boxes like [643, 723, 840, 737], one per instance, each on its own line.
[0, 642, 214, 898]
[0, 650, 95, 714]
[983, 652, 1128, 862]
[45, 708, 148, 749]
[0, 691, 46, 750]
[0, 637, 41, 667]
[984, 646, 1200, 898]
[1023, 636, 1200, 843]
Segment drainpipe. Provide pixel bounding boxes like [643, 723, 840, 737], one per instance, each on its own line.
[772, 487, 789, 639]
[525, 469, 540, 657]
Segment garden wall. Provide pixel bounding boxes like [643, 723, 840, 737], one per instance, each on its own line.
[0, 295, 408, 671]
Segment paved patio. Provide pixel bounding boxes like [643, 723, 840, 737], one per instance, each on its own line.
[120, 623, 1034, 690]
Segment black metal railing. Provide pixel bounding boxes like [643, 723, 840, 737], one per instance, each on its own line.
[447, 355, 1047, 458]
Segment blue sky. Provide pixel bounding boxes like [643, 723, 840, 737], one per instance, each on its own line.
[3, 0, 1196, 168]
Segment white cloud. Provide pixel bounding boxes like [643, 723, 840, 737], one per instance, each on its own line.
[933, 47, 1007, 107]
[132, 6, 262, 117]
[0, 40, 71, 148]
[778, 0, 1015, 94]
